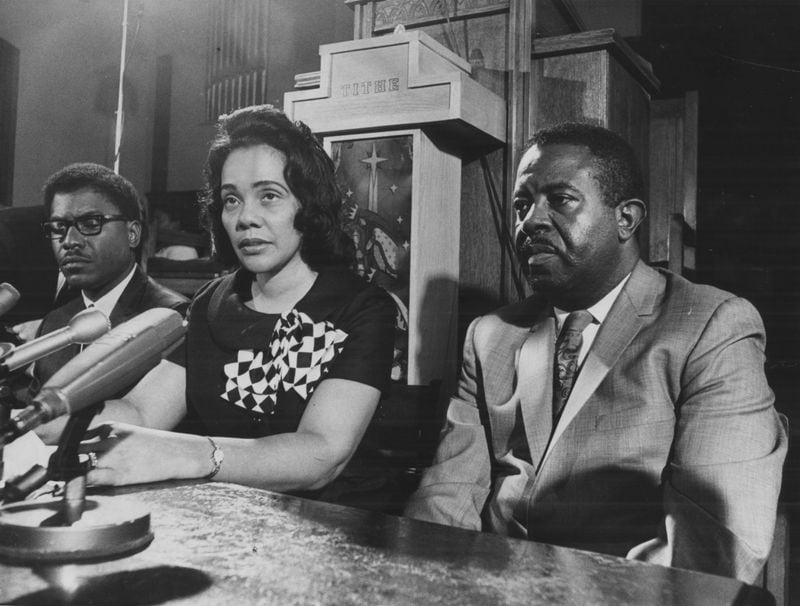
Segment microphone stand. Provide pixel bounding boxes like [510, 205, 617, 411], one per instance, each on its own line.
[1, 397, 101, 507]
[0, 402, 154, 563]
[11, 405, 100, 513]
[48, 405, 101, 524]
[0, 308, 183, 564]
[0, 377, 16, 482]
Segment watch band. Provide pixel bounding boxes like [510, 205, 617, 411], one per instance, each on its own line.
[205, 436, 224, 480]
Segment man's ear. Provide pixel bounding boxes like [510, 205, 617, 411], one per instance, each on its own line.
[615, 199, 646, 242]
[127, 220, 142, 249]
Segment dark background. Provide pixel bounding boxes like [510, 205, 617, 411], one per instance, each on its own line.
[638, 0, 799, 371]
[638, 0, 800, 597]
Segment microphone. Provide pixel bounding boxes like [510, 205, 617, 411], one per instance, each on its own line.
[0, 308, 186, 445]
[0, 283, 21, 318]
[0, 308, 110, 378]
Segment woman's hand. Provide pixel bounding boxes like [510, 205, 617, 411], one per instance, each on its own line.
[79, 422, 209, 487]
[77, 378, 381, 492]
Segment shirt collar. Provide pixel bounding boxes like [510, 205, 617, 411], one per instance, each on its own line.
[553, 273, 631, 330]
[81, 265, 136, 317]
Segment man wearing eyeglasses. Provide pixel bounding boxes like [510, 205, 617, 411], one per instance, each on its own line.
[32, 163, 188, 418]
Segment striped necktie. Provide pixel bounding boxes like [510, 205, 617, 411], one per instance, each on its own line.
[553, 310, 593, 422]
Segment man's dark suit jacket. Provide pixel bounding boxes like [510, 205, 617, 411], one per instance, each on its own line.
[34, 266, 189, 386]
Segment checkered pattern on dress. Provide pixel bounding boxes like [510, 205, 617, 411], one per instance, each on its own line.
[221, 309, 348, 415]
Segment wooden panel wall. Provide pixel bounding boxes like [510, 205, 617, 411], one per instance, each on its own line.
[0, 38, 18, 207]
[649, 91, 698, 273]
[530, 50, 609, 128]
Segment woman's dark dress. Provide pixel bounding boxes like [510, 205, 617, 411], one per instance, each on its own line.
[176, 267, 396, 505]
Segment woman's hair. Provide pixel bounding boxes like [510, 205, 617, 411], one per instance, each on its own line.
[199, 105, 355, 270]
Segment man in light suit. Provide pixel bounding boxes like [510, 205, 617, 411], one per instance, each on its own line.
[405, 122, 786, 583]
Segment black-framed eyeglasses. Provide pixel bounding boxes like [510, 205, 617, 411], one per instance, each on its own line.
[41, 214, 129, 240]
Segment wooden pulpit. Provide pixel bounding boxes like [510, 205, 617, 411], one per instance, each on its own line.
[284, 31, 504, 388]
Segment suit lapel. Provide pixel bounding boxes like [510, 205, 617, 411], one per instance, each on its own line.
[541, 261, 663, 467]
[34, 297, 86, 384]
[517, 315, 556, 471]
[108, 266, 146, 326]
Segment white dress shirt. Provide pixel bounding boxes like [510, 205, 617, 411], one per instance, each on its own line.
[545, 274, 631, 457]
[81, 265, 136, 316]
[552, 273, 631, 367]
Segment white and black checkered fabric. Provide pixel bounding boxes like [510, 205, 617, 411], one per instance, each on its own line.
[221, 309, 348, 415]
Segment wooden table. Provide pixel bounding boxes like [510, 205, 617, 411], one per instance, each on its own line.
[0, 482, 774, 605]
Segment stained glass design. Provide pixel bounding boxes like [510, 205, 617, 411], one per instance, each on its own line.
[331, 136, 413, 382]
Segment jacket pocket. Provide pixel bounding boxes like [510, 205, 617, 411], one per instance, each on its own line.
[595, 403, 674, 431]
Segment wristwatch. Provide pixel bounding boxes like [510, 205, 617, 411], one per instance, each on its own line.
[205, 436, 224, 480]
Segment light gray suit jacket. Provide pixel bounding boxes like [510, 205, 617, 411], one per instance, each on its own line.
[405, 261, 787, 583]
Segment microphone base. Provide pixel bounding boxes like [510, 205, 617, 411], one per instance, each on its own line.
[0, 495, 153, 564]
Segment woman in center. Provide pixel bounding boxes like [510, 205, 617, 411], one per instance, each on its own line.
[82, 105, 396, 504]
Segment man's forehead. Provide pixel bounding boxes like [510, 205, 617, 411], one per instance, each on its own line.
[516, 143, 595, 181]
[50, 189, 118, 216]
